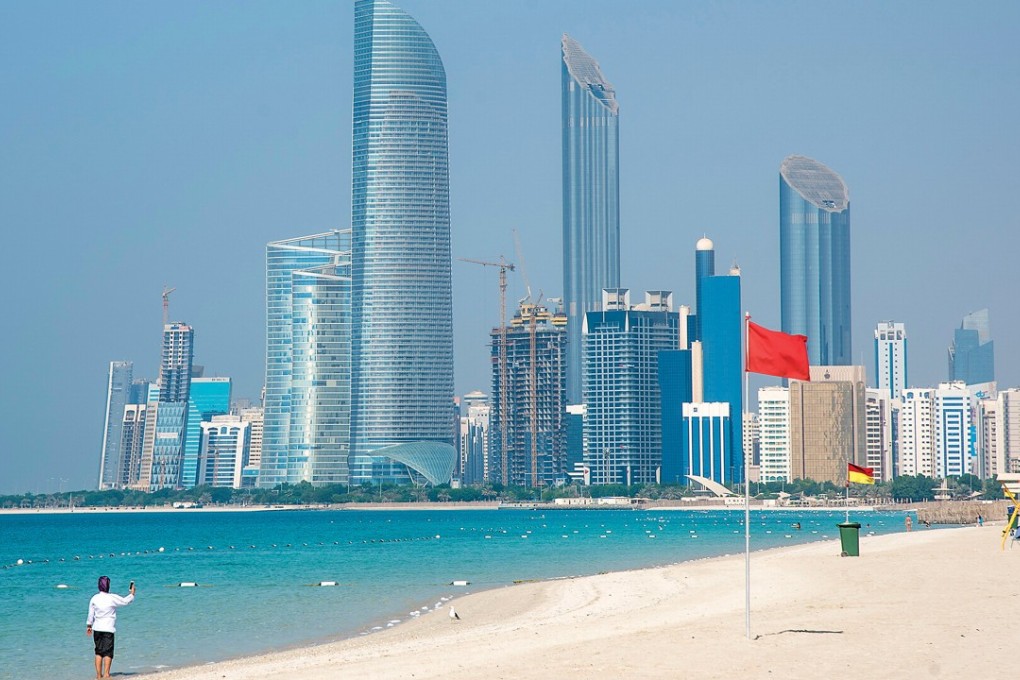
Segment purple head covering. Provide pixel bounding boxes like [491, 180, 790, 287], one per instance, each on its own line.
[98, 576, 110, 593]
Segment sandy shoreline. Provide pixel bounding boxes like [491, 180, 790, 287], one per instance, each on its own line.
[131, 523, 1010, 679]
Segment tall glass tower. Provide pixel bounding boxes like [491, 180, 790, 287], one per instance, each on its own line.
[98, 361, 133, 489]
[779, 155, 851, 366]
[262, 230, 352, 488]
[949, 309, 995, 386]
[562, 34, 620, 404]
[350, 0, 456, 484]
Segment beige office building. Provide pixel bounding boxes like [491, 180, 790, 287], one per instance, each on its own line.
[789, 366, 867, 484]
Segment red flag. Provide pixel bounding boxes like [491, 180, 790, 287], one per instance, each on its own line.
[746, 321, 810, 380]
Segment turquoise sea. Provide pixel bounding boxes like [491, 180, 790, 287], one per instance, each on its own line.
[2, 507, 914, 679]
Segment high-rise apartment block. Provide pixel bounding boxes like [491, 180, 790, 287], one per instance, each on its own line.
[933, 382, 972, 477]
[780, 156, 851, 366]
[134, 322, 195, 491]
[262, 231, 352, 488]
[865, 388, 896, 482]
[584, 290, 677, 485]
[562, 34, 620, 405]
[116, 404, 148, 488]
[789, 366, 867, 484]
[158, 323, 195, 403]
[489, 302, 568, 487]
[874, 321, 907, 397]
[238, 406, 264, 487]
[458, 392, 490, 486]
[949, 309, 995, 386]
[349, 0, 456, 485]
[898, 388, 935, 477]
[758, 387, 791, 483]
[198, 415, 251, 489]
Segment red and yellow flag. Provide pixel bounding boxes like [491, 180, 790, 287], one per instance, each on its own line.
[848, 463, 875, 485]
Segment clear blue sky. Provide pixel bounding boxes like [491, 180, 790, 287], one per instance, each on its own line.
[1, 1, 1017, 494]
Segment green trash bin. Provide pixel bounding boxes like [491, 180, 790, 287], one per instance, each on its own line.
[837, 522, 861, 557]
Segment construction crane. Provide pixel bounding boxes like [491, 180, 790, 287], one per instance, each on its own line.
[161, 285, 176, 327]
[458, 256, 515, 486]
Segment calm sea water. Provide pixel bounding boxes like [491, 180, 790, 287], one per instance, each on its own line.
[1, 507, 913, 679]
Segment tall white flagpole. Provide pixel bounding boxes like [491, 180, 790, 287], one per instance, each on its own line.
[744, 312, 751, 640]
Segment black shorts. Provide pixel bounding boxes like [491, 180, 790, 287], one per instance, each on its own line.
[93, 631, 115, 658]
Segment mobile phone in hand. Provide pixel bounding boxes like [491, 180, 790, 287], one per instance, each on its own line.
[129, 581, 135, 590]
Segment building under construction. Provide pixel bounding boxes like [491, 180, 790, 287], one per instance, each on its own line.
[489, 301, 568, 487]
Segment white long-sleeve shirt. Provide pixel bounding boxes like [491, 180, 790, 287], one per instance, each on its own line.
[86, 592, 134, 633]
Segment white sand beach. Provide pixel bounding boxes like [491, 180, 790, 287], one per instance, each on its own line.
[132, 524, 1012, 679]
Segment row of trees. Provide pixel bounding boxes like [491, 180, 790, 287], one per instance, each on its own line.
[1, 474, 1007, 509]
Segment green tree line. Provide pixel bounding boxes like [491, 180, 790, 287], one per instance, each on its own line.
[1, 474, 1006, 509]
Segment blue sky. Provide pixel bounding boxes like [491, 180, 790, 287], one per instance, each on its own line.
[1, 1, 1017, 493]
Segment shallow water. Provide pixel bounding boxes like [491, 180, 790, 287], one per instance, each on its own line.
[1, 507, 913, 678]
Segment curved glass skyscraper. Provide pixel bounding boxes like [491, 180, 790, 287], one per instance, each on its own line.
[562, 34, 620, 404]
[350, 0, 455, 484]
[262, 230, 352, 488]
[779, 155, 851, 366]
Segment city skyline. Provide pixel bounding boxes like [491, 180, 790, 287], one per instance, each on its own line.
[2, 1, 1018, 493]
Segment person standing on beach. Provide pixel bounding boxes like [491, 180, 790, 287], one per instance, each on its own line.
[86, 576, 135, 679]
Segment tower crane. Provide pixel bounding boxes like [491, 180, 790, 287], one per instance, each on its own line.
[161, 285, 176, 327]
[458, 256, 515, 486]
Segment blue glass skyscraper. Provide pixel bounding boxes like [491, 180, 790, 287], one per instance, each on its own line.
[583, 290, 677, 485]
[780, 155, 851, 366]
[181, 377, 231, 488]
[350, 0, 456, 484]
[262, 230, 352, 487]
[699, 272, 744, 483]
[949, 309, 995, 385]
[694, 237, 715, 341]
[562, 34, 620, 405]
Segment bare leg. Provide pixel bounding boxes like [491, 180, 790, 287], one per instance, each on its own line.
[94, 655, 102, 679]
[102, 656, 112, 677]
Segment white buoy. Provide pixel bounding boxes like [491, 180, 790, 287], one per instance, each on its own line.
[178, 582, 198, 588]
[56, 584, 70, 589]
[451, 580, 469, 586]
[16, 559, 23, 566]
[158, 547, 165, 552]
[318, 581, 338, 587]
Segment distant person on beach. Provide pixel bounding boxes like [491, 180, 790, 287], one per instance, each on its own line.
[905, 516, 913, 532]
[977, 514, 984, 527]
[86, 576, 135, 679]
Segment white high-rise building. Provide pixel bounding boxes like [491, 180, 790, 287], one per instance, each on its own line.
[979, 388, 1020, 478]
[458, 391, 490, 485]
[865, 388, 896, 482]
[743, 412, 759, 467]
[238, 406, 264, 488]
[758, 387, 791, 483]
[198, 415, 251, 489]
[874, 321, 907, 398]
[934, 381, 971, 477]
[898, 388, 934, 477]
[980, 398, 1001, 478]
